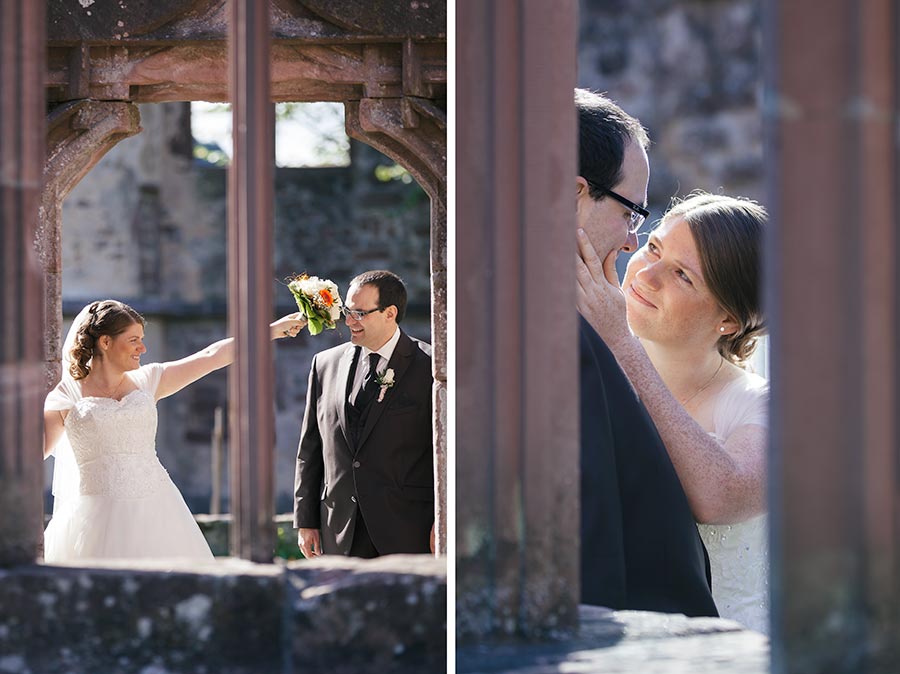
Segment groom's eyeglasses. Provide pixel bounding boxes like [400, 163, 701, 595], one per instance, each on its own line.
[342, 306, 382, 321]
[585, 180, 650, 234]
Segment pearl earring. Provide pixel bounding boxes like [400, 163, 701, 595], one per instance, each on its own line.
[719, 326, 726, 333]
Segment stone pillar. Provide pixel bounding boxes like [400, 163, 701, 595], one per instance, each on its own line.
[431, 195, 448, 556]
[0, 0, 46, 565]
[228, 0, 275, 562]
[456, 0, 579, 639]
[764, 1, 900, 671]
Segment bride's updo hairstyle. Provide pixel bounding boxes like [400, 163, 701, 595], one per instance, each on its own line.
[661, 192, 767, 365]
[69, 300, 145, 380]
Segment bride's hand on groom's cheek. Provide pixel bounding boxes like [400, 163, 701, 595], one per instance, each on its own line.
[576, 229, 628, 345]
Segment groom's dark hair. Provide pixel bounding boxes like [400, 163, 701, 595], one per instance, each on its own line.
[576, 88, 649, 199]
[351, 270, 408, 323]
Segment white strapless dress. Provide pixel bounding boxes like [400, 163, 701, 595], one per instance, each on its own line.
[44, 372, 213, 562]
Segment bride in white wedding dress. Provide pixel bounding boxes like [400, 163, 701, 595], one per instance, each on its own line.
[43, 300, 306, 562]
[578, 193, 769, 633]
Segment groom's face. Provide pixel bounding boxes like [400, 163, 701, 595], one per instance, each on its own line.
[345, 282, 396, 351]
[576, 139, 648, 260]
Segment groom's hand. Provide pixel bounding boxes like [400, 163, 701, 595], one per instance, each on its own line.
[298, 527, 322, 559]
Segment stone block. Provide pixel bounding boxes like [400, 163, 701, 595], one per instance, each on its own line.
[287, 555, 447, 673]
[0, 560, 285, 674]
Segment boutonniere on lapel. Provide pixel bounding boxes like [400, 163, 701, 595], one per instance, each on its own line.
[375, 368, 395, 403]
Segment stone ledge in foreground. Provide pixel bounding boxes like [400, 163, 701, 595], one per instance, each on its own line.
[0, 554, 446, 674]
[457, 605, 768, 674]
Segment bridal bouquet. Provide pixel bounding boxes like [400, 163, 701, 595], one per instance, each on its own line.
[286, 274, 343, 335]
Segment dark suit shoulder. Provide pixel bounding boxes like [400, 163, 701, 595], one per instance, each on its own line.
[409, 335, 432, 359]
[395, 330, 432, 360]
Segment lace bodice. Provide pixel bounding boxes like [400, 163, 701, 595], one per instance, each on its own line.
[697, 372, 769, 634]
[61, 371, 170, 499]
[66, 390, 157, 463]
[698, 514, 768, 633]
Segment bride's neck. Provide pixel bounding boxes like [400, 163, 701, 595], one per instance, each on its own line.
[88, 359, 125, 381]
[85, 361, 125, 387]
[641, 339, 722, 398]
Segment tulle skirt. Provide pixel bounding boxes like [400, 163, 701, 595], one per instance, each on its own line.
[44, 477, 213, 562]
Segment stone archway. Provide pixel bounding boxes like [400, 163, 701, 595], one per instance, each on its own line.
[42, 0, 447, 551]
[39, 100, 143, 381]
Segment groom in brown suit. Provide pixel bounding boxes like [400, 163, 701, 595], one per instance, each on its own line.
[294, 270, 435, 558]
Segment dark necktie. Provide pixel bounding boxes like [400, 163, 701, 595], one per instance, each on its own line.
[354, 352, 382, 410]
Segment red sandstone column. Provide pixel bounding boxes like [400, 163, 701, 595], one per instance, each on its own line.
[0, 0, 46, 565]
[227, 0, 275, 562]
[764, 0, 900, 670]
[456, 0, 579, 639]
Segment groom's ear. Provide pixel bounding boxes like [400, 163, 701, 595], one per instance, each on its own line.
[576, 176, 590, 198]
[384, 304, 398, 322]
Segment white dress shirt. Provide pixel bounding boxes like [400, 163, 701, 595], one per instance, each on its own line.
[349, 326, 401, 405]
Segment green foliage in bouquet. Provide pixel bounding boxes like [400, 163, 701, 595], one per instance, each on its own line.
[287, 274, 343, 335]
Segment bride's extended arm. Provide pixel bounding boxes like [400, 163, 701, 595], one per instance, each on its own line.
[576, 230, 766, 525]
[155, 313, 307, 400]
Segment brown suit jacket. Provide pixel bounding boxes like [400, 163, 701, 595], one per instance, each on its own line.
[293, 330, 435, 555]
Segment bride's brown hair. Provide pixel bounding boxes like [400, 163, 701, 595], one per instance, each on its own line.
[69, 300, 145, 380]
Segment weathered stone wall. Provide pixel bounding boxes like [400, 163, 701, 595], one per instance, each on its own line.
[56, 102, 432, 512]
[578, 0, 763, 210]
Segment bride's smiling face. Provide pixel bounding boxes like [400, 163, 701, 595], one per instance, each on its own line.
[622, 216, 731, 348]
[99, 322, 147, 371]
